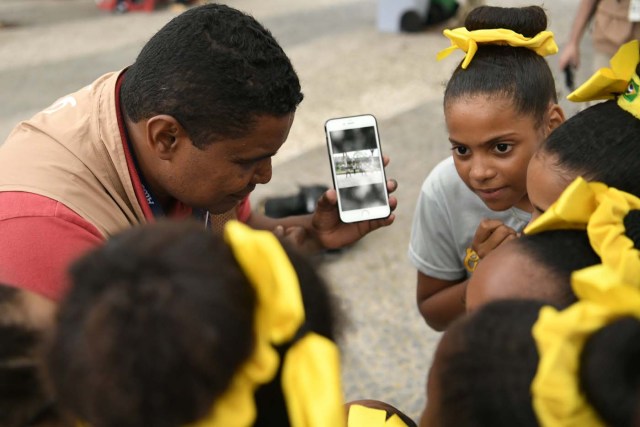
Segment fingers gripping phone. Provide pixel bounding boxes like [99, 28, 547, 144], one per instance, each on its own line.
[324, 114, 391, 223]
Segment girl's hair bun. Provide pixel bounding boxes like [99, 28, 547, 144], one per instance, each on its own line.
[464, 5, 547, 37]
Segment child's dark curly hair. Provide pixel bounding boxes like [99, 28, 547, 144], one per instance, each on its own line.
[48, 221, 339, 427]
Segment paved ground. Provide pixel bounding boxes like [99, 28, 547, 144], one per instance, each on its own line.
[0, 0, 591, 422]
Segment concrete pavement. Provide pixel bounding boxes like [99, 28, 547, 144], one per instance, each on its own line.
[0, 0, 592, 421]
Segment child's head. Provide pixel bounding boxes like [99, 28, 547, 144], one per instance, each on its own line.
[419, 299, 640, 427]
[48, 221, 342, 427]
[0, 285, 62, 427]
[420, 299, 543, 427]
[443, 6, 564, 212]
[528, 99, 640, 219]
[465, 229, 601, 311]
[528, 40, 640, 220]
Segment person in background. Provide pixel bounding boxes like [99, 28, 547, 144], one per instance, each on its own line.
[558, 0, 640, 75]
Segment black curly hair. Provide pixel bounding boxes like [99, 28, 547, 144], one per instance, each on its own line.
[48, 221, 339, 427]
[120, 4, 303, 148]
[539, 98, 640, 197]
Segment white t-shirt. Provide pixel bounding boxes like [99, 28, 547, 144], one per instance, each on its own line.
[408, 157, 531, 281]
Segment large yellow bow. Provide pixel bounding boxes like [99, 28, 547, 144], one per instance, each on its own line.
[189, 221, 345, 427]
[568, 40, 640, 119]
[532, 270, 640, 426]
[437, 27, 558, 69]
[525, 177, 640, 287]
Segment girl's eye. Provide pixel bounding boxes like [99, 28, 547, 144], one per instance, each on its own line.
[452, 146, 469, 156]
[494, 143, 512, 154]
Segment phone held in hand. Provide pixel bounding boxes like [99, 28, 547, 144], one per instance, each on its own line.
[324, 114, 391, 223]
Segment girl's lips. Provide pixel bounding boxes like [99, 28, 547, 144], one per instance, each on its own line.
[475, 187, 506, 200]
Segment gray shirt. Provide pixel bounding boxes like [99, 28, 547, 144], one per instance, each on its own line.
[409, 157, 531, 281]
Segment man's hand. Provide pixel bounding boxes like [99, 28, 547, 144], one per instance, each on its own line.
[311, 156, 397, 249]
[471, 219, 517, 259]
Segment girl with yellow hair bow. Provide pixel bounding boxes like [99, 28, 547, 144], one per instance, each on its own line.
[48, 220, 346, 427]
[410, 5, 565, 331]
[418, 294, 640, 426]
[526, 40, 640, 224]
[463, 40, 640, 319]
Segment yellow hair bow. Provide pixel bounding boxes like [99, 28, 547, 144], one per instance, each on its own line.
[437, 27, 558, 69]
[532, 271, 640, 426]
[525, 177, 607, 234]
[189, 221, 345, 427]
[525, 177, 640, 287]
[347, 405, 410, 427]
[568, 40, 640, 119]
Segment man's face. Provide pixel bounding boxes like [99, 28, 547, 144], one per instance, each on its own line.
[165, 113, 294, 214]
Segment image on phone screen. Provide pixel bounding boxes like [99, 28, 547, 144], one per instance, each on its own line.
[328, 126, 387, 212]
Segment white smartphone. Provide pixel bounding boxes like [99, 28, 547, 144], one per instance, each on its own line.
[324, 114, 391, 223]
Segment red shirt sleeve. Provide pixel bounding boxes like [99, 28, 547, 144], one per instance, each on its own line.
[0, 193, 104, 301]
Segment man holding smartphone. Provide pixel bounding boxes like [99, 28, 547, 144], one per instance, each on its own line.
[0, 4, 398, 302]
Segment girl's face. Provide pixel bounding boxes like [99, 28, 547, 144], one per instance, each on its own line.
[526, 151, 577, 222]
[445, 95, 562, 212]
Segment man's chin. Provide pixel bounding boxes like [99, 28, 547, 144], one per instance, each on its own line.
[206, 198, 240, 214]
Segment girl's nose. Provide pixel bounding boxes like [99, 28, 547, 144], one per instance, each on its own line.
[468, 158, 496, 182]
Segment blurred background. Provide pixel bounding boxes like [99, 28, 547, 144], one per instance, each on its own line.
[0, 0, 592, 421]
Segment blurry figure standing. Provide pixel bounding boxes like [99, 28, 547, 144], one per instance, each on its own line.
[559, 0, 640, 73]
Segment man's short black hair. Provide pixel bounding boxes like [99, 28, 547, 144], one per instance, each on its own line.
[121, 4, 303, 148]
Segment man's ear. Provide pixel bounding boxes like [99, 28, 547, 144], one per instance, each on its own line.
[146, 115, 190, 160]
[545, 103, 566, 135]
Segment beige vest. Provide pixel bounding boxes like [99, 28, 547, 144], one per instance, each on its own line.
[0, 71, 234, 237]
[593, 0, 640, 56]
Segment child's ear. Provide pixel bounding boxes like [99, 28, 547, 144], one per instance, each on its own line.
[545, 104, 566, 135]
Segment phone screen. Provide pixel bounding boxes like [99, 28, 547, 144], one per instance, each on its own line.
[325, 115, 390, 222]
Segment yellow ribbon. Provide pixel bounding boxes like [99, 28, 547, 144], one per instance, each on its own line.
[525, 177, 640, 287]
[532, 271, 640, 426]
[525, 177, 607, 234]
[568, 40, 640, 119]
[347, 405, 410, 427]
[189, 221, 345, 427]
[437, 27, 558, 69]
